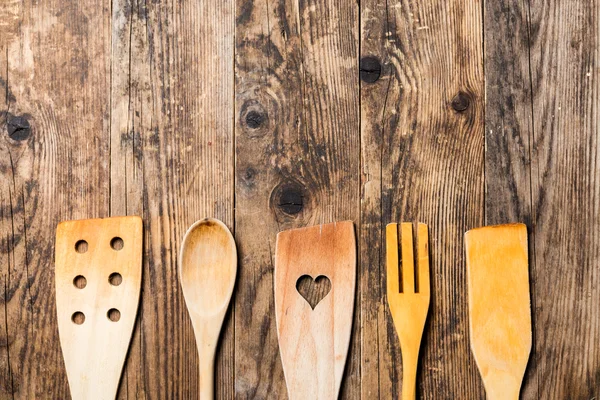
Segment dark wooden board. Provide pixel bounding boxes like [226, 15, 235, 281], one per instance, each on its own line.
[485, 0, 600, 398]
[1, 0, 599, 398]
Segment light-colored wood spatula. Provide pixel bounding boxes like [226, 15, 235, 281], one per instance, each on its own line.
[55, 216, 143, 400]
[179, 218, 237, 399]
[386, 222, 430, 400]
[465, 223, 532, 400]
[275, 221, 356, 400]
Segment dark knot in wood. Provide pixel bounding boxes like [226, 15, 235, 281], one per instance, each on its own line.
[451, 92, 471, 112]
[360, 56, 382, 83]
[245, 110, 265, 129]
[6, 113, 31, 141]
[272, 181, 305, 215]
[240, 100, 269, 137]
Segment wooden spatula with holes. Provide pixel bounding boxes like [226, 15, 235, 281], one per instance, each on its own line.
[179, 218, 237, 399]
[465, 223, 532, 400]
[55, 216, 143, 400]
[275, 221, 356, 400]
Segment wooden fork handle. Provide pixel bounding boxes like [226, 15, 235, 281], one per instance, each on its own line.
[401, 348, 419, 400]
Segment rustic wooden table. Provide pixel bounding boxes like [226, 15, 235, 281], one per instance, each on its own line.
[1, 0, 598, 398]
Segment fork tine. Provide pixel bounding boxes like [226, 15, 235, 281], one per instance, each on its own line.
[401, 223, 415, 294]
[417, 223, 430, 295]
[386, 223, 400, 294]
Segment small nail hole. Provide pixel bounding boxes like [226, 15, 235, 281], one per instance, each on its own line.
[109, 272, 122, 286]
[73, 275, 87, 289]
[75, 240, 88, 253]
[110, 237, 124, 251]
[107, 308, 121, 322]
[72, 312, 85, 325]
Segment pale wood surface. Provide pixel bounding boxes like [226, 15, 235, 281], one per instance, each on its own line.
[1, 0, 599, 398]
[274, 221, 356, 400]
[386, 223, 430, 400]
[179, 218, 237, 400]
[55, 217, 143, 400]
[465, 223, 531, 400]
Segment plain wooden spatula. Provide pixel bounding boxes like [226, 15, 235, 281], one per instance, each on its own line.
[179, 218, 237, 399]
[465, 223, 532, 400]
[55, 216, 143, 400]
[275, 221, 356, 400]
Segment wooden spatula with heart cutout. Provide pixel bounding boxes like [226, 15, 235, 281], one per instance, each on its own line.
[55, 216, 143, 400]
[275, 221, 356, 400]
[465, 223, 532, 400]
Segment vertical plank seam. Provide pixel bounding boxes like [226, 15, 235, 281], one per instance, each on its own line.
[356, 0, 365, 398]
[7, 152, 16, 399]
[482, 0, 486, 225]
[378, 1, 395, 397]
[523, 0, 539, 397]
[109, 0, 114, 217]
[232, 0, 237, 396]
[3, 276, 13, 399]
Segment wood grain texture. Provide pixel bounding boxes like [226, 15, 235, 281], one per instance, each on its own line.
[485, 0, 600, 398]
[275, 221, 356, 400]
[234, 0, 359, 398]
[2, 0, 600, 397]
[360, 0, 485, 398]
[55, 216, 143, 400]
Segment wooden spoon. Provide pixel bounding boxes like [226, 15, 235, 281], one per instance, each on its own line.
[179, 218, 237, 399]
[465, 223, 532, 400]
[275, 221, 356, 400]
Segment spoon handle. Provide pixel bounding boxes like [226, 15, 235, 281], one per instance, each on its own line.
[199, 342, 216, 399]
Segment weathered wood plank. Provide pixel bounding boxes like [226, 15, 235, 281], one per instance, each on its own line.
[483, 0, 537, 397]
[111, 0, 235, 397]
[234, 0, 359, 398]
[486, 1, 600, 398]
[360, 0, 485, 398]
[0, 0, 111, 397]
[529, 2, 600, 397]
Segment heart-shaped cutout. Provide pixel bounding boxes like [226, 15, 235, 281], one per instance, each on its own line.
[296, 275, 332, 310]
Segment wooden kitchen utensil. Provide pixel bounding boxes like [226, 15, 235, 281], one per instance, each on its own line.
[55, 216, 143, 400]
[179, 218, 237, 399]
[386, 222, 430, 400]
[465, 223, 531, 400]
[275, 221, 356, 400]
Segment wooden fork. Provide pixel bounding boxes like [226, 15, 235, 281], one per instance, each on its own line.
[386, 222, 430, 400]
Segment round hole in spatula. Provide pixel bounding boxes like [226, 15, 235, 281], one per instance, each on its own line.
[73, 275, 87, 289]
[72, 311, 85, 325]
[107, 308, 121, 322]
[110, 237, 124, 251]
[75, 240, 88, 253]
[109, 272, 122, 286]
